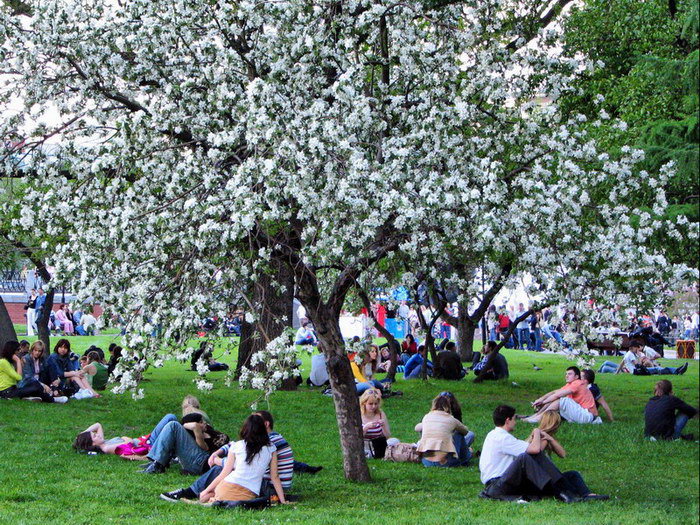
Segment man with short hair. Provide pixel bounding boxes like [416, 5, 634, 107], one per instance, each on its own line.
[644, 380, 697, 441]
[433, 341, 465, 380]
[521, 367, 602, 424]
[295, 321, 317, 346]
[472, 341, 509, 381]
[479, 405, 607, 503]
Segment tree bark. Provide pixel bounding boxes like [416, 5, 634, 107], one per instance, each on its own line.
[0, 297, 18, 351]
[36, 289, 54, 352]
[312, 306, 371, 482]
[457, 302, 475, 362]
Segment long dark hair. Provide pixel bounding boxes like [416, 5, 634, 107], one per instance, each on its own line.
[1, 340, 19, 364]
[239, 414, 270, 465]
[53, 338, 71, 353]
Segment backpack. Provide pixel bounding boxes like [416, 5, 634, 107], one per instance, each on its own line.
[383, 443, 420, 463]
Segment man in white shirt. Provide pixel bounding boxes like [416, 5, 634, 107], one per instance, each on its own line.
[80, 312, 97, 336]
[479, 405, 607, 503]
[308, 350, 329, 387]
[294, 322, 317, 346]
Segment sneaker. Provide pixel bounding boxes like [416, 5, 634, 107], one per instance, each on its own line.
[141, 461, 166, 474]
[53, 396, 69, 404]
[675, 362, 689, 375]
[160, 488, 196, 502]
[23, 396, 43, 402]
[592, 417, 603, 424]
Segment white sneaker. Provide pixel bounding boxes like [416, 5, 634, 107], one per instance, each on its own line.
[54, 396, 69, 404]
[592, 417, 603, 424]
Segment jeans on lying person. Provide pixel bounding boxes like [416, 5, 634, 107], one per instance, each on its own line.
[646, 366, 678, 375]
[148, 421, 209, 474]
[598, 361, 618, 374]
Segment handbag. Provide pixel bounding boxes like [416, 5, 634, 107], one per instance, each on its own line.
[383, 442, 420, 463]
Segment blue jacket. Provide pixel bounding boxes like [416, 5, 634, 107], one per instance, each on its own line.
[20, 353, 47, 384]
[46, 353, 79, 384]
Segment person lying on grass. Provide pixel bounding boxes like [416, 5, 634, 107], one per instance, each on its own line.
[519, 366, 601, 425]
[415, 391, 475, 467]
[479, 404, 609, 503]
[360, 388, 398, 459]
[160, 410, 321, 503]
[73, 414, 192, 457]
[198, 414, 288, 505]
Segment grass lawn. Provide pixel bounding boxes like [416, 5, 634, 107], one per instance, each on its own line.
[1, 331, 698, 525]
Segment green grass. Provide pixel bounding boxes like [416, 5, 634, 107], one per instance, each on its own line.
[0, 333, 697, 525]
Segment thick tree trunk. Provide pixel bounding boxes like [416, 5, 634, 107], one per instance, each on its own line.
[36, 289, 54, 353]
[458, 310, 476, 363]
[0, 297, 18, 351]
[236, 261, 294, 381]
[311, 307, 370, 482]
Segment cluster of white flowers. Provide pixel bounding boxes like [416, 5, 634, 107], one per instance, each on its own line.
[0, 0, 695, 399]
[239, 328, 301, 404]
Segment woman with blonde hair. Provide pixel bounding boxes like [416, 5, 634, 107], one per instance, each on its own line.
[528, 410, 566, 457]
[182, 394, 212, 424]
[359, 388, 396, 458]
[415, 392, 474, 467]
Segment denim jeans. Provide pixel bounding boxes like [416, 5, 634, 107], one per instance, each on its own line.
[542, 326, 566, 347]
[598, 361, 618, 374]
[190, 464, 222, 495]
[148, 414, 178, 445]
[646, 366, 677, 375]
[421, 431, 475, 468]
[674, 414, 690, 439]
[489, 328, 498, 342]
[517, 328, 530, 350]
[356, 381, 383, 395]
[148, 420, 209, 474]
[532, 328, 542, 351]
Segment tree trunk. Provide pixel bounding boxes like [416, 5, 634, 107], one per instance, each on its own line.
[311, 306, 371, 482]
[36, 289, 54, 353]
[0, 297, 18, 351]
[236, 261, 294, 381]
[457, 303, 476, 362]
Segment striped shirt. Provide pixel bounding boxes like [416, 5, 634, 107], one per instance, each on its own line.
[220, 431, 294, 490]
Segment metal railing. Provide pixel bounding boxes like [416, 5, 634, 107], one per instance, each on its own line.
[0, 269, 27, 293]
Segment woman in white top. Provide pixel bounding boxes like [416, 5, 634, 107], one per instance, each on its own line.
[199, 414, 287, 504]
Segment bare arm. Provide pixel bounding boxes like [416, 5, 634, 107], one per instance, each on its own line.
[526, 428, 543, 454]
[208, 445, 227, 467]
[542, 432, 566, 458]
[183, 421, 208, 450]
[536, 387, 572, 407]
[380, 411, 391, 438]
[598, 396, 614, 422]
[200, 452, 236, 502]
[84, 423, 104, 442]
[268, 452, 287, 504]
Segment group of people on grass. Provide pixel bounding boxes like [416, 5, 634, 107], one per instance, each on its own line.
[23, 288, 98, 337]
[0, 339, 123, 402]
[72, 395, 322, 507]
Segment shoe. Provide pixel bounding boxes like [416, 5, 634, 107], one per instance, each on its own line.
[592, 417, 603, 424]
[160, 488, 195, 502]
[675, 362, 688, 375]
[680, 433, 695, 441]
[556, 491, 581, 504]
[583, 494, 609, 501]
[23, 396, 42, 402]
[53, 396, 69, 404]
[141, 461, 166, 474]
[307, 465, 323, 474]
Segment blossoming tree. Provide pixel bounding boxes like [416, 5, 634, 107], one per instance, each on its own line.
[1, 0, 694, 480]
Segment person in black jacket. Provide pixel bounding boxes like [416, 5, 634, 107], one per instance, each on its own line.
[644, 380, 697, 441]
[434, 342, 465, 380]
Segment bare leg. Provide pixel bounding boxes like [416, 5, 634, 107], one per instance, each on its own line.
[522, 399, 560, 423]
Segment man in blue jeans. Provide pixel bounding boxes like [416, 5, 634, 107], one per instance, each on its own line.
[142, 413, 211, 474]
[644, 380, 697, 441]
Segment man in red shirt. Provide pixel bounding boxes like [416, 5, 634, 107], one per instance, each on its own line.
[520, 367, 602, 424]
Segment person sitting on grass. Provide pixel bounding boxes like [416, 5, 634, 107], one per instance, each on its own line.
[46, 339, 99, 399]
[479, 405, 608, 503]
[433, 342, 466, 380]
[472, 341, 509, 381]
[527, 411, 566, 458]
[581, 369, 614, 422]
[520, 366, 601, 425]
[0, 340, 67, 403]
[182, 394, 212, 425]
[644, 379, 697, 441]
[160, 410, 319, 503]
[351, 347, 389, 395]
[415, 392, 474, 467]
[404, 345, 433, 379]
[80, 351, 110, 391]
[197, 414, 288, 505]
[190, 342, 229, 372]
[294, 321, 317, 346]
[400, 334, 418, 364]
[142, 412, 229, 474]
[360, 388, 398, 459]
[20, 340, 52, 393]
